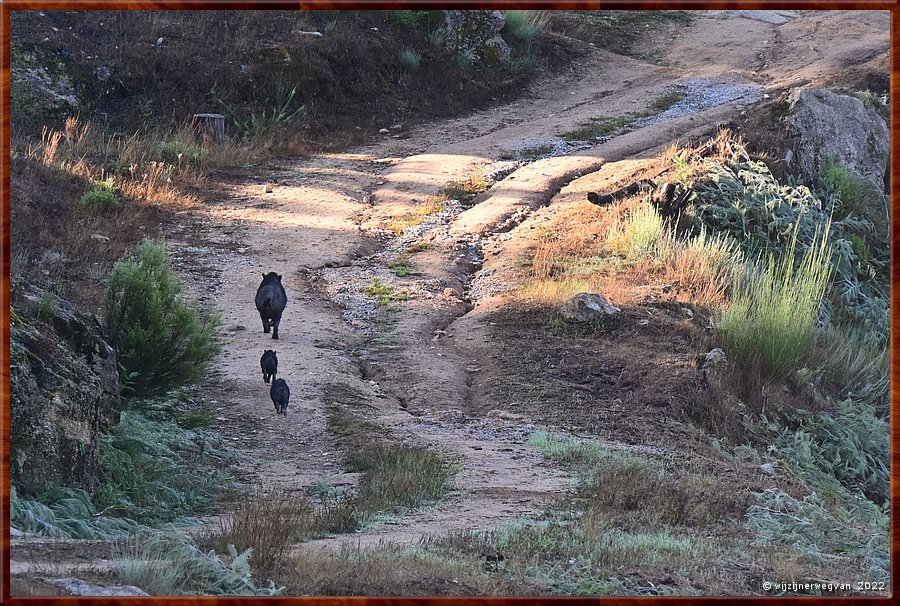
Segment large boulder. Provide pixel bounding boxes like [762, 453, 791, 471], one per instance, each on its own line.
[443, 10, 510, 64]
[10, 285, 119, 494]
[785, 88, 889, 190]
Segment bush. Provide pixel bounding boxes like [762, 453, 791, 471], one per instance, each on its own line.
[398, 49, 422, 72]
[104, 238, 221, 398]
[717, 223, 833, 382]
[80, 179, 121, 210]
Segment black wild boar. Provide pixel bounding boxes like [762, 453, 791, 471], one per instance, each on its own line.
[260, 349, 278, 384]
[270, 378, 290, 415]
[255, 272, 287, 339]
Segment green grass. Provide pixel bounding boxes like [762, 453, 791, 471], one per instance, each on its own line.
[326, 410, 459, 521]
[155, 140, 205, 166]
[387, 256, 413, 277]
[442, 173, 489, 203]
[650, 90, 686, 113]
[362, 278, 411, 305]
[607, 202, 667, 258]
[503, 10, 550, 44]
[563, 116, 635, 141]
[717, 222, 834, 382]
[398, 49, 422, 72]
[114, 531, 283, 596]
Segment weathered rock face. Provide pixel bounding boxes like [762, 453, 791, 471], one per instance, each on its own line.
[10, 48, 79, 127]
[443, 10, 510, 64]
[560, 293, 622, 323]
[10, 285, 119, 494]
[51, 579, 149, 597]
[786, 88, 889, 189]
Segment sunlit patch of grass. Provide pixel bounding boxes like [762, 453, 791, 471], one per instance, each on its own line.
[442, 173, 489, 203]
[386, 195, 446, 234]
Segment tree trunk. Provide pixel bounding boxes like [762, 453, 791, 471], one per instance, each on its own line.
[192, 113, 225, 143]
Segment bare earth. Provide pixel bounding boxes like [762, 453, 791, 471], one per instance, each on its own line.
[11, 9, 890, 586]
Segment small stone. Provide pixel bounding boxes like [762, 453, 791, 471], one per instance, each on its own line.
[90, 234, 110, 242]
[155, 37, 166, 46]
[264, 183, 274, 193]
[379, 128, 390, 134]
[760, 463, 776, 475]
[443, 287, 457, 298]
[389, 124, 403, 131]
[702, 348, 727, 370]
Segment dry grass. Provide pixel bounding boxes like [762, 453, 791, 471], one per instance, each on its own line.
[386, 195, 446, 234]
[200, 484, 313, 582]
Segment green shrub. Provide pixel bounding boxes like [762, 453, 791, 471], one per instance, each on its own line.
[104, 238, 222, 398]
[393, 10, 426, 27]
[746, 488, 888, 581]
[80, 179, 121, 209]
[820, 158, 887, 233]
[717, 223, 833, 382]
[398, 49, 422, 72]
[764, 397, 889, 504]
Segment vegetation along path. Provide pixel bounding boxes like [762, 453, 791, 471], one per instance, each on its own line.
[166, 9, 887, 550]
[9, 8, 890, 596]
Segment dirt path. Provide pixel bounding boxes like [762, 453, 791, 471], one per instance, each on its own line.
[161, 9, 888, 550]
[11, 10, 889, 582]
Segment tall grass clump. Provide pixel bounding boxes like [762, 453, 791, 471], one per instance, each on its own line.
[398, 49, 422, 72]
[114, 531, 283, 596]
[717, 223, 833, 382]
[668, 225, 743, 305]
[104, 238, 221, 398]
[503, 10, 550, 44]
[607, 202, 667, 258]
[203, 484, 313, 581]
[348, 442, 458, 515]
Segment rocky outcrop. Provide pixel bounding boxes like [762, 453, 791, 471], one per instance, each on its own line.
[443, 10, 510, 64]
[51, 579, 149, 597]
[10, 285, 119, 494]
[785, 88, 889, 190]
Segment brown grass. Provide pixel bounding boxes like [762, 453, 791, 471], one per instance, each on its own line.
[386, 195, 446, 234]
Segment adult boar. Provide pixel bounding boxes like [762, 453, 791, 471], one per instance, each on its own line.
[255, 272, 287, 339]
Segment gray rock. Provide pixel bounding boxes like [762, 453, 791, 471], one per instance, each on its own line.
[51, 578, 150, 597]
[701, 347, 727, 370]
[759, 463, 777, 475]
[11, 284, 119, 492]
[561, 293, 621, 323]
[786, 88, 889, 191]
[443, 10, 510, 63]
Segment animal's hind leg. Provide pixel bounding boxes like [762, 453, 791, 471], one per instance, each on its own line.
[261, 314, 270, 333]
[272, 317, 280, 340]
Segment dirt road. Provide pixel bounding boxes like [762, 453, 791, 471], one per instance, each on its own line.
[162, 9, 888, 550]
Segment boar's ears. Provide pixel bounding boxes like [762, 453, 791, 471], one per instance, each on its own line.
[262, 273, 267, 280]
[278, 274, 283, 281]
